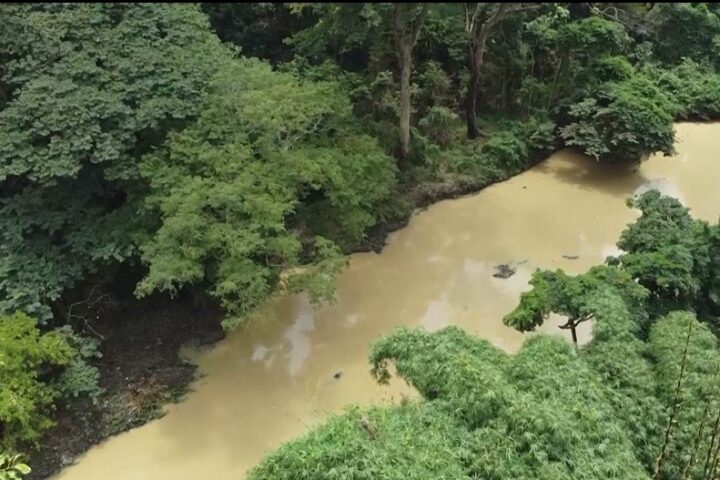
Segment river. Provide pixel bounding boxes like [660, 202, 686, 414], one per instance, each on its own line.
[52, 123, 720, 480]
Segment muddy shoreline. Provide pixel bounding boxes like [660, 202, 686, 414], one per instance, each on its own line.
[29, 297, 224, 479]
[31, 152, 550, 480]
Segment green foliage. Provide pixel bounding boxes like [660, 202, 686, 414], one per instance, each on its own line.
[0, 453, 30, 480]
[254, 325, 652, 480]
[0, 313, 73, 449]
[648, 312, 720, 480]
[556, 16, 630, 58]
[587, 55, 635, 83]
[612, 190, 720, 319]
[649, 3, 720, 67]
[417, 106, 458, 149]
[647, 60, 720, 120]
[54, 327, 104, 404]
[250, 402, 466, 480]
[0, 3, 231, 321]
[201, 4, 312, 63]
[442, 118, 556, 176]
[503, 265, 648, 333]
[137, 58, 395, 328]
[560, 74, 676, 161]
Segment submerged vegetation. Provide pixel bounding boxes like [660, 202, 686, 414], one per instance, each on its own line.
[2, 2, 720, 477]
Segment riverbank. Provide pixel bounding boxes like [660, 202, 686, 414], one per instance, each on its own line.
[31, 127, 556, 479]
[28, 297, 224, 479]
[40, 123, 720, 480]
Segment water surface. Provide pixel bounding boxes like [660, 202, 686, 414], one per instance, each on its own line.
[54, 123, 720, 480]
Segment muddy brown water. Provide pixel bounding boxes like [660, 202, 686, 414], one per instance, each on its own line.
[52, 123, 720, 480]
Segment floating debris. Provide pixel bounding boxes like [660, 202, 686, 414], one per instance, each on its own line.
[562, 255, 579, 260]
[333, 371, 343, 380]
[493, 263, 516, 279]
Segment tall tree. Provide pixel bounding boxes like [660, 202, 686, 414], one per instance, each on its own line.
[393, 3, 426, 159]
[0, 4, 230, 321]
[463, 3, 542, 139]
[288, 3, 427, 164]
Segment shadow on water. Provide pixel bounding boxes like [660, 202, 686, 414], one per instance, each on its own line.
[533, 150, 650, 197]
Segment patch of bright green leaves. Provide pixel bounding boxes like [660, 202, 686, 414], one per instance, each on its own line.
[136, 59, 396, 329]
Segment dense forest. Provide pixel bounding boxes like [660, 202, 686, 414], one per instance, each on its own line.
[2, 2, 720, 479]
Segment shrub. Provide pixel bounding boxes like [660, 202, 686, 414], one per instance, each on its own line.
[418, 106, 459, 149]
[54, 327, 104, 404]
[0, 313, 74, 449]
[0, 453, 31, 480]
[481, 117, 557, 170]
[560, 74, 676, 161]
[647, 60, 720, 120]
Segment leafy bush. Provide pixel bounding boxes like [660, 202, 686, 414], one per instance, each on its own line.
[438, 117, 555, 178]
[481, 130, 530, 170]
[587, 55, 635, 83]
[560, 74, 676, 161]
[0, 453, 30, 480]
[647, 60, 720, 120]
[481, 118, 556, 170]
[137, 59, 396, 328]
[0, 313, 74, 449]
[54, 327, 104, 404]
[252, 324, 652, 480]
[250, 403, 466, 480]
[649, 3, 720, 67]
[417, 106, 458, 148]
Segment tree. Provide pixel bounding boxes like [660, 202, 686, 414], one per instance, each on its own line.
[503, 265, 645, 348]
[0, 312, 74, 450]
[462, 3, 543, 139]
[0, 4, 231, 321]
[136, 59, 396, 329]
[393, 3, 427, 159]
[647, 3, 720, 67]
[559, 73, 676, 161]
[201, 3, 314, 63]
[611, 190, 720, 320]
[289, 3, 427, 163]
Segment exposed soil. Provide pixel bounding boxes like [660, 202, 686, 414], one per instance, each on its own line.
[28, 295, 224, 480]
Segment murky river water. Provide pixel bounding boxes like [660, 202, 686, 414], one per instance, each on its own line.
[52, 123, 720, 479]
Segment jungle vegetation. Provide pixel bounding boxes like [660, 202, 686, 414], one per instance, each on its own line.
[3, 3, 720, 477]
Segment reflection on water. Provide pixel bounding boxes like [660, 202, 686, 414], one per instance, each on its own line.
[634, 177, 687, 204]
[54, 123, 720, 480]
[283, 297, 315, 377]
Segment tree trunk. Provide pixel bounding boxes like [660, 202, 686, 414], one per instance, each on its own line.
[464, 4, 508, 139]
[569, 323, 578, 349]
[703, 409, 720, 480]
[465, 43, 481, 139]
[393, 4, 425, 164]
[397, 39, 413, 160]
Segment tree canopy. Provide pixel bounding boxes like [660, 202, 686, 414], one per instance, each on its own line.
[5, 3, 720, 477]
